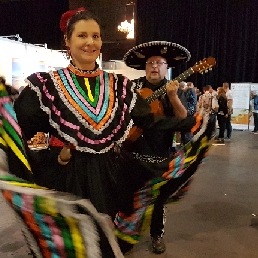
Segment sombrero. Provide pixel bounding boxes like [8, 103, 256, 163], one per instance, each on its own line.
[123, 41, 191, 70]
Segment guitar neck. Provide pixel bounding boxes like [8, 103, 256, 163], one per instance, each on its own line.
[145, 67, 195, 104]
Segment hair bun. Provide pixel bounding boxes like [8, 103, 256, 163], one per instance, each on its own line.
[60, 7, 87, 33]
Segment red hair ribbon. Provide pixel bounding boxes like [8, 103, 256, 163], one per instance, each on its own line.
[60, 7, 86, 33]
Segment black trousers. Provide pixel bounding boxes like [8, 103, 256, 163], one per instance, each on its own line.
[225, 114, 232, 138]
[217, 114, 226, 138]
[150, 184, 168, 237]
[209, 113, 217, 136]
[253, 112, 258, 131]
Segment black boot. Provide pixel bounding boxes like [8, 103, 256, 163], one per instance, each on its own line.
[151, 235, 166, 254]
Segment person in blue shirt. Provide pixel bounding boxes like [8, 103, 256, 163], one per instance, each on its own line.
[250, 91, 258, 133]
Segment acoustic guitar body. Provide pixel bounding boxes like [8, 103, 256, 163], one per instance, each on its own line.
[125, 88, 164, 146]
[138, 88, 164, 115]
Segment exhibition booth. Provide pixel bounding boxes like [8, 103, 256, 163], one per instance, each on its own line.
[231, 83, 258, 130]
[0, 37, 69, 89]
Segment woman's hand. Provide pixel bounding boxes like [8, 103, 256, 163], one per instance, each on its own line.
[58, 143, 72, 165]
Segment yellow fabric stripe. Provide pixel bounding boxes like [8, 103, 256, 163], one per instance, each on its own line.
[115, 230, 138, 245]
[6, 181, 46, 189]
[184, 137, 209, 164]
[39, 197, 58, 217]
[152, 181, 166, 193]
[140, 204, 153, 235]
[0, 83, 6, 91]
[84, 78, 94, 102]
[1, 130, 31, 172]
[65, 216, 86, 258]
[0, 137, 7, 147]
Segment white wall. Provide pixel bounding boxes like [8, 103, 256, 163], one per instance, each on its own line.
[102, 60, 145, 80]
[0, 37, 69, 88]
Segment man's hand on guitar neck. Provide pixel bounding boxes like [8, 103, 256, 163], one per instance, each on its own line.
[166, 80, 187, 119]
[166, 80, 179, 98]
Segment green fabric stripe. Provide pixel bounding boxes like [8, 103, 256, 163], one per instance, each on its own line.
[54, 216, 76, 258]
[0, 175, 31, 183]
[33, 196, 76, 258]
[71, 73, 100, 107]
[0, 91, 8, 97]
[2, 119, 25, 151]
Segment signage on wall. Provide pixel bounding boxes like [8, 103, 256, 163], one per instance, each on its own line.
[231, 83, 251, 130]
[12, 58, 25, 90]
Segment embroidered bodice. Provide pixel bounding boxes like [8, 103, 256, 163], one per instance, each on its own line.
[14, 64, 153, 154]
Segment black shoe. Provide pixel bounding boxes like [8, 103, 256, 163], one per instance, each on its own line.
[151, 236, 166, 254]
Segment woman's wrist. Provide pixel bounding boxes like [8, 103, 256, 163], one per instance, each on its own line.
[58, 154, 70, 165]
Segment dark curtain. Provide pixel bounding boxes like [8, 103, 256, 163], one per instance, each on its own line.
[136, 0, 258, 89]
[0, 0, 69, 49]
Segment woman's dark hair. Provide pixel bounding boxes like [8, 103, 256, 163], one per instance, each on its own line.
[217, 87, 226, 98]
[0, 76, 19, 100]
[66, 11, 101, 40]
[203, 85, 211, 92]
[0, 76, 6, 84]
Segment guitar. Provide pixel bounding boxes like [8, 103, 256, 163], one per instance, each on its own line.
[126, 56, 216, 143]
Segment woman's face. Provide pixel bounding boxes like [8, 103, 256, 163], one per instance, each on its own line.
[65, 19, 102, 70]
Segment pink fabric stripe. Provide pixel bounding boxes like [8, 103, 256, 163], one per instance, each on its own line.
[63, 69, 99, 114]
[35, 71, 130, 145]
[1, 108, 22, 136]
[37, 76, 79, 130]
[121, 77, 128, 100]
[63, 69, 105, 116]
[36, 73, 55, 101]
[51, 104, 80, 130]
[42, 85, 55, 102]
[41, 81, 126, 138]
[77, 103, 127, 144]
[21, 194, 34, 213]
[0, 96, 12, 104]
[44, 215, 67, 258]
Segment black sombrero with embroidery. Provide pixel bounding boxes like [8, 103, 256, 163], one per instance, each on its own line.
[123, 41, 191, 70]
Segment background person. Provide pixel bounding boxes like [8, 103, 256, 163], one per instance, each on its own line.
[223, 82, 233, 140]
[123, 41, 204, 254]
[197, 85, 219, 138]
[250, 91, 258, 134]
[215, 87, 228, 144]
[181, 81, 197, 145]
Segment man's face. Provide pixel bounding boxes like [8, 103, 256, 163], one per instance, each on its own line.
[145, 56, 168, 85]
[222, 83, 229, 92]
[187, 82, 194, 88]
